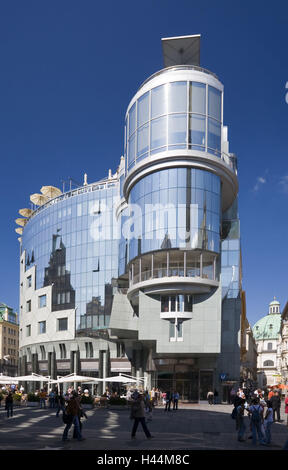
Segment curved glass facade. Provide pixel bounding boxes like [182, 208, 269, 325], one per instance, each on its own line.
[22, 184, 119, 332]
[119, 168, 221, 274]
[125, 81, 222, 173]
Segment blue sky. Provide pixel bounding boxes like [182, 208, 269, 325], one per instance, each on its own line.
[0, 0, 287, 327]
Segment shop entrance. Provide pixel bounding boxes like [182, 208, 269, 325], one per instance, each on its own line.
[199, 370, 214, 401]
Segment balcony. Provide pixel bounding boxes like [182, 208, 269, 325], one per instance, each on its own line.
[127, 249, 219, 298]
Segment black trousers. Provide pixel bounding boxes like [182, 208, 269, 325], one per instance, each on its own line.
[131, 417, 151, 437]
[165, 400, 171, 411]
[273, 407, 281, 421]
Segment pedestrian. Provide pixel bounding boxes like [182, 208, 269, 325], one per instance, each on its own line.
[263, 400, 274, 445]
[164, 390, 172, 411]
[207, 390, 214, 405]
[73, 399, 88, 439]
[285, 394, 288, 426]
[130, 393, 153, 440]
[214, 389, 219, 404]
[143, 391, 153, 421]
[248, 398, 266, 446]
[48, 389, 56, 408]
[62, 391, 85, 442]
[5, 391, 14, 418]
[236, 398, 246, 442]
[39, 389, 47, 409]
[56, 392, 66, 417]
[270, 391, 281, 422]
[173, 391, 179, 410]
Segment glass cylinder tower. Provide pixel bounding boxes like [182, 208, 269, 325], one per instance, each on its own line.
[112, 35, 241, 401]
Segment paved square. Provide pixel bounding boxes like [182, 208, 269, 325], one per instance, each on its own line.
[1, 402, 288, 451]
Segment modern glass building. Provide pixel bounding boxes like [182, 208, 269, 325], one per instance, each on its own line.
[17, 35, 243, 400]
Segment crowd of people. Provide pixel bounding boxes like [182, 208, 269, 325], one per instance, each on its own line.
[2, 381, 288, 446]
[231, 386, 288, 447]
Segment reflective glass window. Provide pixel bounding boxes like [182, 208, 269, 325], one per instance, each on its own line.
[168, 114, 187, 145]
[208, 86, 221, 121]
[137, 92, 149, 127]
[189, 114, 205, 147]
[128, 133, 136, 167]
[168, 82, 187, 113]
[129, 102, 136, 137]
[208, 118, 221, 153]
[137, 123, 149, 157]
[38, 321, 46, 334]
[190, 82, 206, 114]
[151, 85, 167, 118]
[38, 294, 46, 308]
[150, 116, 167, 150]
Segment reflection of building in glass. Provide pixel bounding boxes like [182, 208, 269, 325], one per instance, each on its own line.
[43, 234, 75, 312]
[0, 303, 19, 376]
[17, 35, 247, 400]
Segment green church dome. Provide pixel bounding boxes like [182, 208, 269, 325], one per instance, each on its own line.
[252, 299, 281, 340]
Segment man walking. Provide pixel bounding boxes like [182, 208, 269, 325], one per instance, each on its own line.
[5, 392, 14, 418]
[130, 393, 153, 440]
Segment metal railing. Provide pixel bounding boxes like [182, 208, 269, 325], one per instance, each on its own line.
[138, 65, 219, 91]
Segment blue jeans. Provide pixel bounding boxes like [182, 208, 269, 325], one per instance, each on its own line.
[62, 415, 82, 441]
[6, 403, 13, 417]
[237, 419, 246, 440]
[251, 422, 265, 445]
[40, 398, 46, 408]
[265, 421, 273, 444]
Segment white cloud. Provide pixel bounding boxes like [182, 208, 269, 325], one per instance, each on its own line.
[253, 176, 266, 192]
[280, 175, 288, 193]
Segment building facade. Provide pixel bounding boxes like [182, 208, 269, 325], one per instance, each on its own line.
[252, 298, 282, 388]
[239, 291, 258, 390]
[17, 35, 243, 400]
[0, 303, 19, 376]
[277, 300, 288, 385]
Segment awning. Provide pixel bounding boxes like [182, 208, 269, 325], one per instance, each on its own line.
[101, 375, 138, 383]
[16, 373, 51, 382]
[0, 375, 19, 384]
[49, 373, 103, 384]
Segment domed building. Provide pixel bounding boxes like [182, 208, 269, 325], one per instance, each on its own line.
[252, 298, 282, 388]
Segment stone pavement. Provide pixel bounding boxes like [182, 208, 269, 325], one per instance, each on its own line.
[0, 401, 288, 451]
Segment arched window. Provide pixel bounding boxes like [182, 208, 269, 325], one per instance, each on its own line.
[263, 360, 274, 367]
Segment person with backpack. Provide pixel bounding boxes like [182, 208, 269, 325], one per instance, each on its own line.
[248, 397, 266, 446]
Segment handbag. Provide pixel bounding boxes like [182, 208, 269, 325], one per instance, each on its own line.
[62, 411, 73, 424]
